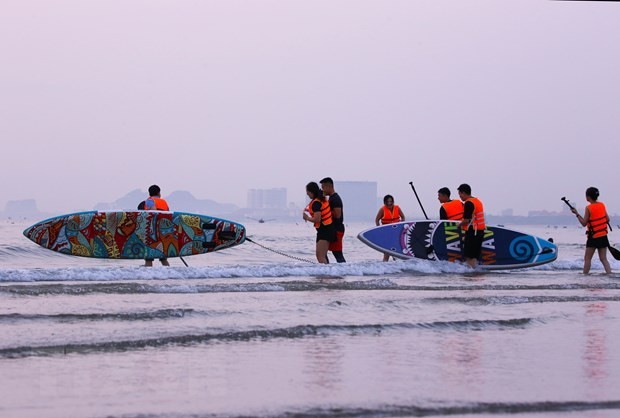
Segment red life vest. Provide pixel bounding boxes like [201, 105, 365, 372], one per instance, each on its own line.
[465, 197, 485, 231]
[442, 200, 464, 220]
[381, 205, 401, 224]
[307, 198, 333, 228]
[146, 197, 169, 211]
[587, 202, 608, 238]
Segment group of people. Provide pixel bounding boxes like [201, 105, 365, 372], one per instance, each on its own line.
[143, 181, 613, 274]
[303, 177, 611, 274]
[371, 183, 485, 268]
[303, 178, 346, 264]
[302, 179, 487, 267]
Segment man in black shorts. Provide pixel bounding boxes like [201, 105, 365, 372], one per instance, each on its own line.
[457, 184, 486, 269]
[320, 177, 346, 263]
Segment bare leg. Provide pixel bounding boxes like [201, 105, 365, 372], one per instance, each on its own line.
[583, 247, 596, 274]
[382, 253, 390, 262]
[316, 240, 330, 264]
[597, 247, 612, 274]
[144, 259, 153, 267]
[160, 259, 170, 267]
[465, 257, 478, 269]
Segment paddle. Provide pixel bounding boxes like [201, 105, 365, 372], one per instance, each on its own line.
[561, 197, 620, 260]
[408, 181, 435, 257]
[408, 181, 429, 220]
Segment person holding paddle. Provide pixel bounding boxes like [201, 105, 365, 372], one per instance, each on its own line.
[570, 187, 612, 274]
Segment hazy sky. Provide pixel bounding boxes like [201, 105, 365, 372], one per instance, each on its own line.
[1, 0, 619, 216]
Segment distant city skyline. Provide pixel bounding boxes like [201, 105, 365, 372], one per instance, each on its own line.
[1, 185, 610, 221]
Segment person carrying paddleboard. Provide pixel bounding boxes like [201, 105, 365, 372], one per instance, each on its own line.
[571, 187, 612, 274]
[143, 184, 170, 267]
[437, 187, 464, 221]
[375, 194, 406, 262]
[320, 177, 346, 263]
[457, 184, 486, 269]
[303, 182, 337, 264]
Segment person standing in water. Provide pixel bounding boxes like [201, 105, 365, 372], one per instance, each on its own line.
[437, 187, 464, 221]
[142, 184, 170, 267]
[375, 194, 406, 262]
[571, 187, 612, 274]
[320, 177, 346, 263]
[457, 184, 485, 269]
[303, 182, 336, 264]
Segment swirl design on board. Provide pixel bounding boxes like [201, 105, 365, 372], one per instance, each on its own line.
[509, 236, 537, 262]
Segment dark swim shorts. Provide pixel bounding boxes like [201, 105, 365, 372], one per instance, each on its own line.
[586, 235, 609, 249]
[316, 224, 337, 243]
[463, 229, 485, 259]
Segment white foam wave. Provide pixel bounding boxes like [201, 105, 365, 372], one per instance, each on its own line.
[0, 257, 589, 283]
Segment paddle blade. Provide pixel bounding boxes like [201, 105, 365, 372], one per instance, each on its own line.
[608, 245, 620, 261]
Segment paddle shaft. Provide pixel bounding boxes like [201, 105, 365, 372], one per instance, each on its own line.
[560, 197, 576, 212]
[409, 182, 429, 220]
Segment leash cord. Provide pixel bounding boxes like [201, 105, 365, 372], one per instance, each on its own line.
[246, 237, 316, 264]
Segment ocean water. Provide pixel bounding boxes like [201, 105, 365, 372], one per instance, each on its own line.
[1, 219, 620, 418]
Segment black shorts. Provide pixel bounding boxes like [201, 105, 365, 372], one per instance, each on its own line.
[316, 224, 337, 243]
[586, 235, 609, 249]
[463, 229, 485, 259]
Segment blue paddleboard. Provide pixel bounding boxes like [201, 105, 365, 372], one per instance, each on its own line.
[358, 220, 557, 270]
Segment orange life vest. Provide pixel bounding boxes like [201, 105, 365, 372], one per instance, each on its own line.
[442, 200, 464, 221]
[381, 205, 401, 224]
[307, 198, 333, 228]
[146, 197, 170, 211]
[464, 197, 485, 231]
[587, 202, 608, 238]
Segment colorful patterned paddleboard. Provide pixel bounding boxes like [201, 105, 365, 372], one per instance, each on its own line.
[358, 220, 557, 270]
[23, 211, 246, 259]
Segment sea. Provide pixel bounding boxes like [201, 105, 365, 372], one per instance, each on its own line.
[1, 219, 619, 418]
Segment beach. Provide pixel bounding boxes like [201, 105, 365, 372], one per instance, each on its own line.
[1, 220, 619, 417]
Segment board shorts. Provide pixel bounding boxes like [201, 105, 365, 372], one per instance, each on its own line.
[586, 235, 609, 249]
[316, 224, 337, 243]
[463, 229, 485, 259]
[328, 231, 344, 251]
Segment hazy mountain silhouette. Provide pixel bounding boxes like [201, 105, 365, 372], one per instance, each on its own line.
[167, 190, 238, 214]
[94, 189, 145, 211]
[0, 199, 54, 219]
[94, 189, 239, 215]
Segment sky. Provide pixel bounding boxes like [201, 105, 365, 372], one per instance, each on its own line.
[1, 0, 619, 217]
